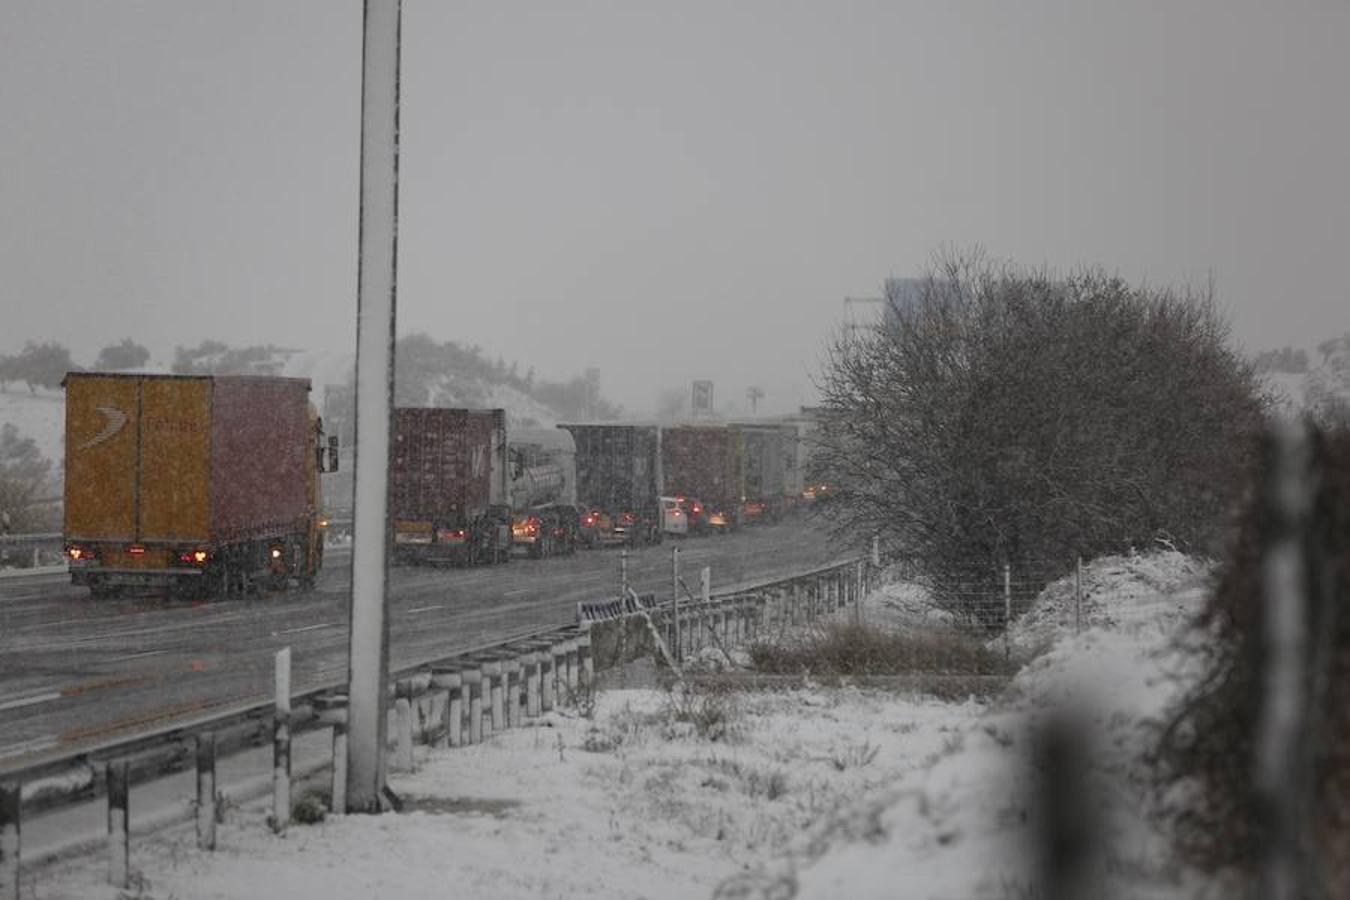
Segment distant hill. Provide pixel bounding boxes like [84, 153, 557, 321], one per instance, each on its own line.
[1255, 333, 1350, 424]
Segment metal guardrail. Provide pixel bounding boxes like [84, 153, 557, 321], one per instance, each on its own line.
[0, 553, 875, 895]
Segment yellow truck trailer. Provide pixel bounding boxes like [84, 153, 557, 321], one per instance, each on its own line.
[63, 373, 337, 598]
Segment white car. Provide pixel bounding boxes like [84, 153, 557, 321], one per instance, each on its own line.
[659, 496, 688, 536]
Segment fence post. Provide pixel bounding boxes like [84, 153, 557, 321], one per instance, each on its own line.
[1, 780, 19, 900]
[314, 694, 349, 815]
[1255, 422, 1318, 900]
[671, 546, 681, 665]
[1003, 564, 1012, 663]
[273, 647, 292, 833]
[501, 658, 517, 729]
[1074, 556, 1083, 634]
[393, 683, 414, 773]
[565, 638, 579, 695]
[620, 546, 628, 599]
[196, 733, 217, 851]
[107, 760, 130, 889]
[855, 560, 865, 625]
[465, 667, 484, 744]
[540, 647, 556, 712]
[484, 660, 504, 735]
[578, 632, 594, 688]
[524, 651, 541, 718]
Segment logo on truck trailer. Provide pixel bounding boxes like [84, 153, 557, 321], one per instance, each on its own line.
[77, 406, 129, 450]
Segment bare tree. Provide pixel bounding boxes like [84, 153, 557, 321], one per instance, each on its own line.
[813, 250, 1267, 622]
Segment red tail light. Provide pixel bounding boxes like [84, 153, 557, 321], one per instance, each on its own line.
[692, 504, 702, 515]
[128, 545, 146, 556]
[67, 546, 95, 561]
[177, 549, 210, 566]
[620, 511, 635, 524]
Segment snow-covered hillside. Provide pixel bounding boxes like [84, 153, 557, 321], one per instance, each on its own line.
[36, 553, 1215, 899]
[0, 387, 64, 475]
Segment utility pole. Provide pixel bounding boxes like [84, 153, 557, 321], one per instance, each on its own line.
[745, 386, 764, 416]
[345, 0, 401, 814]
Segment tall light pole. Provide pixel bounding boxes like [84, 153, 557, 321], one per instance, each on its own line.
[745, 386, 764, 416]
[345, 0, 401, 813]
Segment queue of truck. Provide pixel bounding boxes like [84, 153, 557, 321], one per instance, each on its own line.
[61, 371, 815, 596]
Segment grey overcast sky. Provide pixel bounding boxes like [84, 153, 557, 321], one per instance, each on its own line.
[2, 1, 1347, 415]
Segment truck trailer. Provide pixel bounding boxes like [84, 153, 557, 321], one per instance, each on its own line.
[390, 407, 512, 565]
[735, 423, 797, 522]
[558, 423, 664, 546]
[660, 424, 745, 532]
[63, 373, 336, 598]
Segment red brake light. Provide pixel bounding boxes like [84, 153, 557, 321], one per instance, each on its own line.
[128, 545, 146, 556]
[692, 504, 702, 515]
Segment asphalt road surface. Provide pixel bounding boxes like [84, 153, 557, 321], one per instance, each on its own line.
[0, 521, 845, 768]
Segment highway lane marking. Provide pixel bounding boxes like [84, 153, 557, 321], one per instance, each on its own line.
[0, 691, 62, 712]
[275, 622, 335, 636]
[502, 588, 530, 597]
[2, 734, 60, 757]
[108, 649, 167, 662]
[407, 604, 446, 614]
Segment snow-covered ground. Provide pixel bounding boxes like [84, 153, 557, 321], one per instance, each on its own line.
[32, 553, 1215, 899]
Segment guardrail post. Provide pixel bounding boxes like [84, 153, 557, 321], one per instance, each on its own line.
[107, 760, 130, 889]
[552, 641, 569, 705]
[541, 647, 556, 712]
[464, 667, 484, 744]
[564, 638, 579, 696]
[505, 657, 522, 729]
[431, 668, 462, 747]
[483, 660, 504, 736]
[1, 780, 19, 900]
[196, 733, 217, 850]
[699, 567, 712, 654]
[315, 694, 348, 814]
[525, 651, 541, 718]
[671, 546, 681, 664]
[273, 647, 292, 833]
[578, 633, 593, 688]
[393, 682, 414, 773]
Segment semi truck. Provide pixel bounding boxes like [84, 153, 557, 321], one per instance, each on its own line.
[508, 428, 579, 558]
[390, 407, 512, 566]
[661, 424, 745, 532]
[735, 423, 797, 522]
[558, 423, 664, 546]
[63, 373, 337, 598]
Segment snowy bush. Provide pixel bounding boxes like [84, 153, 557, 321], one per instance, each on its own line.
[814, 249, 1265, 625]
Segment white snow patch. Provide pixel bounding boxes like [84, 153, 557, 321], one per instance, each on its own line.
[31, 553, 1217, 899]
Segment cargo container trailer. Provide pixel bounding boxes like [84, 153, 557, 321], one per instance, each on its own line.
[660, 424, 745, 531]
[557, 423, 664, 546]
[63, 373, 336, 598]
[390, 408, 512, 565]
